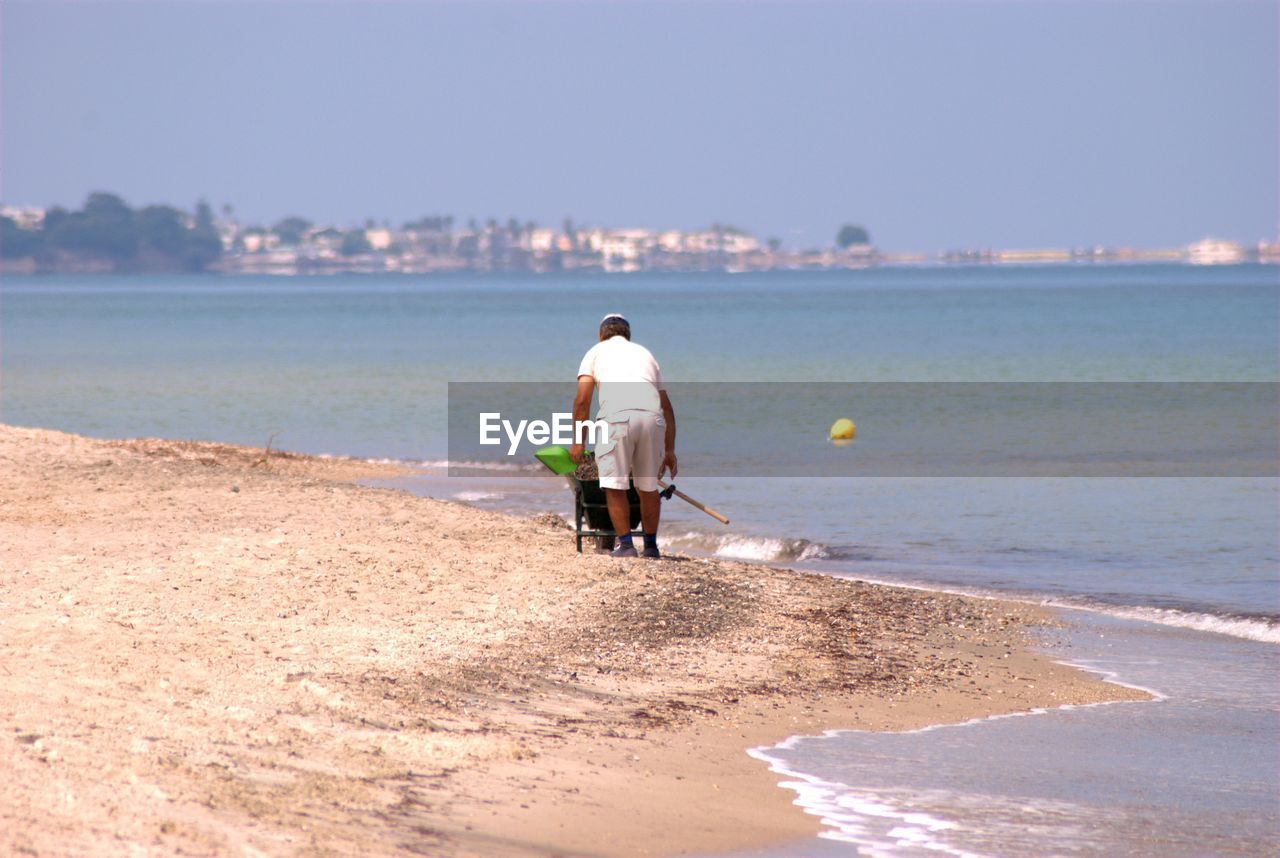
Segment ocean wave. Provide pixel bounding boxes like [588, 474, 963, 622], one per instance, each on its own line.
[416, 458, 544, 473]
[663, 531, 832, 562]
[745, 658, 1165, 855]
[320, 453, 543, 472]
[737, 769, 965, 855]
[1057, 603, 1280, 645]
[826, 573, 1280, 646]
[452, 490, 505, 502]
[823, 570, 1280, 646]
[744, 749, 1007, 855]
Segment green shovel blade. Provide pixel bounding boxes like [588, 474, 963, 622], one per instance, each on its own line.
[534, 445, 577, 475]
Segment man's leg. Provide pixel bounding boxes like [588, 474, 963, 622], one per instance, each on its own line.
[604, 488, 633, 540]
[638, 490, 660, 535]
[596, 419, 636, 556]
[632, 412, 665, 558]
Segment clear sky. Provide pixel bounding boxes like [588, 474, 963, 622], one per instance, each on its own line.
[2, 0, 1276, 251]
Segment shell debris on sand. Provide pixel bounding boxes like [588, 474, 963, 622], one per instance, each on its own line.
[573, 452, 599, 482]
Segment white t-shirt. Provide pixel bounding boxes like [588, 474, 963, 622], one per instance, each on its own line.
[577, 335, 666, 419]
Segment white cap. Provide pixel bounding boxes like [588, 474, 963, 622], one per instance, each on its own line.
[600, 313, 629, 325]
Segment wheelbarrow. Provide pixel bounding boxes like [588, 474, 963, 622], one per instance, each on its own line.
[566, 474, 644, 553]
[535, 445, 729, 553]
[535, 444, 641, 552]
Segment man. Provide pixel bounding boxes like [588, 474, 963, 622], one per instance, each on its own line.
[569, 313, 677, 559]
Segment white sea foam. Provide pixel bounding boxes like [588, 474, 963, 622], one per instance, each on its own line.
[663, 531, 830, 562]
[1062, 604, 1280, 644]
[746, 765, 980, 856]
[313, 453, 436, 468]
[452, 490, 504, 502]
[366, 456, 434, 467]
[418, 458, 543, 473]
[747, 658, 1163, 855]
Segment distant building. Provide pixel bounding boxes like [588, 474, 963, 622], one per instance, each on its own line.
[364, 228, 393, 251]
[658, 231, 686, 253]
[995, 248, 1071, 264]
[721, 232, 759, 255]
[599, 229, 656, 273]
[217, 221, 239, 251]
[1186, 238, 1245, 265]
[680, 230, 759, 255]
[232, 248, 299, 275]
[529, 228, 557, 253]
[240, 231, 281, 253]
[683, 231, 719, 253]
[0, 205, 45, 230]
[576, 228, 607, 254]
[309, 228, 343, 257]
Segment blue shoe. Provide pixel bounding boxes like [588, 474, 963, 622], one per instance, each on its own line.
[642, 544, 661, 560]
[610, 543, 638, 558]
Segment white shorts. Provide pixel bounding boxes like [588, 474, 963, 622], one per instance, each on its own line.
[595, 409, 665, 492]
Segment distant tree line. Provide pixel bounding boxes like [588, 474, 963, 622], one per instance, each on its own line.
[836, 224, 871, 248]
[0, 192, 223, 272]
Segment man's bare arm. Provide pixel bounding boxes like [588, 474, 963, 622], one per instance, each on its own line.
[569, 376, 595, 462]
[659, 390, 677, 479]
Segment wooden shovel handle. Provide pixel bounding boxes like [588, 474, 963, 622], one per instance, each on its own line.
[657, 479, 730, 525]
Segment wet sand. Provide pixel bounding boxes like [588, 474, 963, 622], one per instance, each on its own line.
[0, 425, 1146, 856]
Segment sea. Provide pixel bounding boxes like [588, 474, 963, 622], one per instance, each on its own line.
[3, 264, 1277, 855]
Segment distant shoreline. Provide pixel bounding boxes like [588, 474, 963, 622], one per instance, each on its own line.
[2, 255, 1274, 279]
[5, 196, 1274, 277]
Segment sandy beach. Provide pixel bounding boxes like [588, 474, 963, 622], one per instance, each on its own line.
[0, 424, 1147, 857]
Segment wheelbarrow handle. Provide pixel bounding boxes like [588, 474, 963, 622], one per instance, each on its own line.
[657, 479, 730, 525]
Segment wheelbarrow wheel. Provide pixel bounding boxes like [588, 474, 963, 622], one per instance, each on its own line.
[595, 535, 616, 552]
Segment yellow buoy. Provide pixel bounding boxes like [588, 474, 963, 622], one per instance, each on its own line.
[829, 417, 856, 441]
